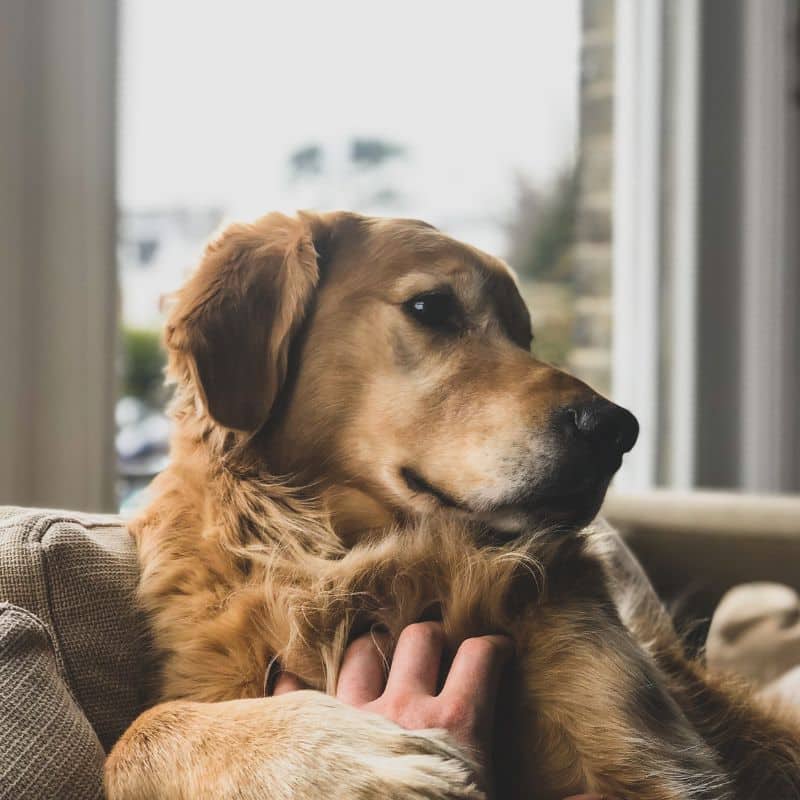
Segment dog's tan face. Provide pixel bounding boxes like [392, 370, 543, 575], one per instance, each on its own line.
[167, 211, 638, 537]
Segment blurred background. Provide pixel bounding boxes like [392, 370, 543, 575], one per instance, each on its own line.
[0, 0, 798, 517]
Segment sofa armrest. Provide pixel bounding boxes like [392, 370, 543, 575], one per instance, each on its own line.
[0, 506, 150, 751]
[0, 603, 104, 799]
[603, 490, 800, 623]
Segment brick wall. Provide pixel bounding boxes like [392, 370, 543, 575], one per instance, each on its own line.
[567, 0, 615, 396]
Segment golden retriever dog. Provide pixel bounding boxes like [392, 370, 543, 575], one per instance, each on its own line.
[106, 211, 800, 799]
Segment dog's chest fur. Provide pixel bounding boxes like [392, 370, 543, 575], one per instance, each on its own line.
[135, 475, 734, 800]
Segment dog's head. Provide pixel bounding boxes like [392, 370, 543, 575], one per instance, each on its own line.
[166, 211, 637, 537]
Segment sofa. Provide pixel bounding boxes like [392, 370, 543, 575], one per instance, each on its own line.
[1, 493, 798, 799]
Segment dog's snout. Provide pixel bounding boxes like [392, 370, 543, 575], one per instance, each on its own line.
[568, 400, 639, 455]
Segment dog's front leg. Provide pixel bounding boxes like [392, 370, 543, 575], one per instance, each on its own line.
[105, 690, 484, 800]
[505, 602, 734, 800]
[588, 523, 800, 799]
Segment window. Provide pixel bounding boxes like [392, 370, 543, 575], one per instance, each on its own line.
[611, 0, 800, 493]
[116, 0, 586, 509]
[2, 0, 796, 512]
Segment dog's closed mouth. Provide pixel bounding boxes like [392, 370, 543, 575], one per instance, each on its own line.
[401, 466, 604, 528]
[401, 467, 463, 510]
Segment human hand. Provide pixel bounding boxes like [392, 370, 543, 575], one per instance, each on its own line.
[271, 625, 621, 800]
[272, 621, 512, 790]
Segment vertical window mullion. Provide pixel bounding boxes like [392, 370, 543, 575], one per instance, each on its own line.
[612, 0, 663, 490]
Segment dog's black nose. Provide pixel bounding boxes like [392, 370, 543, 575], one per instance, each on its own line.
[569, 400, 639, 455]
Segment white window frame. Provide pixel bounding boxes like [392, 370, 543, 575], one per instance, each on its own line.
[612, 0, 667, 490]
[611, 0, 799, 493]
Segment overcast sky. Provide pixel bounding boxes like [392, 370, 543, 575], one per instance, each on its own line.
[119, 0, 579, 249]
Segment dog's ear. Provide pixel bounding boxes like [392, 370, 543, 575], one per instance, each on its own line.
[166, 211, 348, 432]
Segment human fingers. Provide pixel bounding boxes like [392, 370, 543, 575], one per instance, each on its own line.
[270, 669, 307, 696]
[438, 634, 513, 740]
[336, 630, 391, 706]
[383, 621, 446, 697]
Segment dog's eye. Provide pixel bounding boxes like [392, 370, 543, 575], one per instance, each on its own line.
[404, 292, 461, 331]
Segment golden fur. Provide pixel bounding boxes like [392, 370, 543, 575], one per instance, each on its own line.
[106, 211, 800, 799]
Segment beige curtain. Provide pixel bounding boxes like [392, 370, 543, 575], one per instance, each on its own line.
[0, 0, 118, 511]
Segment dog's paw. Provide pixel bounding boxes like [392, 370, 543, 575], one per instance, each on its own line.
[280, 691, 486, 799]
[339, 726, 484, 799]
[106, 693, 485, 800]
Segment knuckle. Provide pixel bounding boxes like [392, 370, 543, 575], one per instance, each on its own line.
[399, 621, 445, 649]
[457, 635, 498, 661]
[347, 634, 379, 657]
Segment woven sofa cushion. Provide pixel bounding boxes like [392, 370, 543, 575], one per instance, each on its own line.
[0, 602, 105, 799]
[0, 506, 150, 753]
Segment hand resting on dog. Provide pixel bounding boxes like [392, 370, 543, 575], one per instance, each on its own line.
[272, 622, 617, 800]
